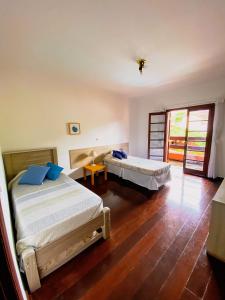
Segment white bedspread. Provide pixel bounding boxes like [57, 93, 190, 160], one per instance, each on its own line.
[9, 173, 103, 255]
[104, 155, 170, 176]
[104, 155, 171, 190]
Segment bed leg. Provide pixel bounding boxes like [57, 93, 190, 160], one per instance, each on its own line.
[102, 207, 110, 239]
[22, 247, 41, 293]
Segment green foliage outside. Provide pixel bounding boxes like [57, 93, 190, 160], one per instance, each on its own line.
[170, 110, 187, 137]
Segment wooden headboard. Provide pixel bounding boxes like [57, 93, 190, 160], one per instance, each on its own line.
[2, 148, 58, 183]
[69, 143, 129, 169]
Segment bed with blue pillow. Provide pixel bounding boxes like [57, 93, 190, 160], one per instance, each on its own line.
[3, 147, 110, 292]
[104, 150, 171, 190]
[10, 168, 103, 255]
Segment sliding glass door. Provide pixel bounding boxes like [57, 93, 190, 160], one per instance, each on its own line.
[183, 104, 215, 176]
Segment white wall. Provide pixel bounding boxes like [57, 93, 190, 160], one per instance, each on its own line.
[0, 71, 129, 177]
[129, 75, 225, 178]
[0, 149, 27, 299]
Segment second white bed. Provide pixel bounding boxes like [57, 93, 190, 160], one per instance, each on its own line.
[104, 155, 171, 190]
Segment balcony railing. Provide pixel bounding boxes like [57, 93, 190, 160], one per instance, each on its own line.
[168, 136, 206, 163]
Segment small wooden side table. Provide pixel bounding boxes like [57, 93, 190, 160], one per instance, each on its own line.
[83, 164, 107, 186]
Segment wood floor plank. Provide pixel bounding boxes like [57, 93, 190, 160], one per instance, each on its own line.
[186, 243, 212, 298]
[109, 219, 192, 300]
[203, 254, 225, 300]
[155, 204, 211, 300]
[109, 179, 217, 300]
[132, 219, 202, 300]
[179, 288, 200, 300]
[203, 275, 223, 300]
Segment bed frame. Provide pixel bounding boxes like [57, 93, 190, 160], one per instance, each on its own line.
[3, 148, 110, 293]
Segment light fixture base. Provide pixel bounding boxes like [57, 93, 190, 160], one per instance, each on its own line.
[136, 58, 147, 74]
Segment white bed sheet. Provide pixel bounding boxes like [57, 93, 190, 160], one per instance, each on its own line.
[9, 173, 103, 255]
[104, 155, 171, 190]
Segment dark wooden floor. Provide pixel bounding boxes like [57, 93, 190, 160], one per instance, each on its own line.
[31, 167, 225, 300]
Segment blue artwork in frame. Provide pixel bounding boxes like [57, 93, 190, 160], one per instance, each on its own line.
[68, 122, 80, 135]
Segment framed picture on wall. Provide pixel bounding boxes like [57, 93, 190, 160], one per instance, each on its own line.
[68, 122, 80, 135]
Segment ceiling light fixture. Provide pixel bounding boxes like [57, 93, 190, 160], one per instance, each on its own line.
[136, 58, 146, 74]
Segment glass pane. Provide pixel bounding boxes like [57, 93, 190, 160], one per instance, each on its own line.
[187, 136, 206, 142]
[187, 141, 206, 152]
[170, 109, 187, 137]
[151, 140, 164, 148]
[150, 132, 164, 140]
[188, 121, 208, 131]
[150, 156, 163, 161]
[186, 150, 205, 161]
[189, 110, 209, 121]
[187, 131, 207, 139]
[150, 148, 164, 156]
[185, 160, 204, 171]
[151, 123, 165, 131]
[151, 115, 165, 123]
[183, 108, 211, 173]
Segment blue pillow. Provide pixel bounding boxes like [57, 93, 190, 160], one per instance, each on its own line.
[18, 165, 50, 185]
[46, 162, 64, 180]
[120, 150, 128, 159]
[112, 150, 123, 160]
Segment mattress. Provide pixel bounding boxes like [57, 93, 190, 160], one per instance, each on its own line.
[104, 155, 170, 176]
[104, 155, 171, 190]
[9, 173, 103, 255]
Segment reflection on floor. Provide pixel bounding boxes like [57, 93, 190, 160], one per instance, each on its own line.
[31, 168, 225, 300]
[168, 159, 183, 167]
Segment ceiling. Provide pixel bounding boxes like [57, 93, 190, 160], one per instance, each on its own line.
[1, 0, 225, 96]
